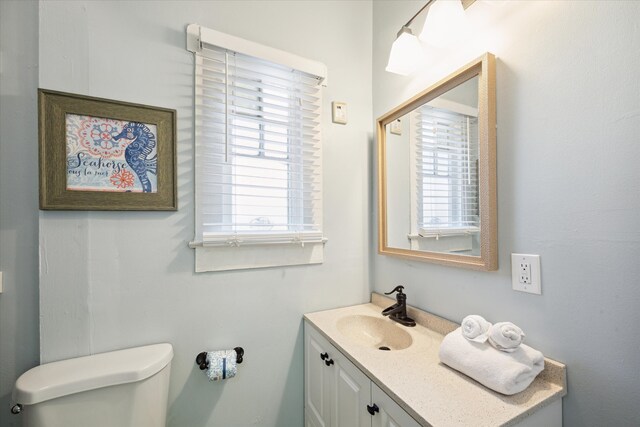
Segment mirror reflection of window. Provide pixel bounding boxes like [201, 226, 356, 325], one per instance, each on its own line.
[414, 105, 479, 238]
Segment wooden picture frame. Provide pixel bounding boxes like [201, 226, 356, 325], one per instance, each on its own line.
[38, 89, 177, 210]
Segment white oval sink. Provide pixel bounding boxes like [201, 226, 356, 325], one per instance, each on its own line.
[336, 315, 413, 351]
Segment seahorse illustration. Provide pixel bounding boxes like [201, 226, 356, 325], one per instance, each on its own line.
[113, 122, 158, 193]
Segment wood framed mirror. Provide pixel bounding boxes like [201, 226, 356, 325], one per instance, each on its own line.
[377, 53, 497, 270]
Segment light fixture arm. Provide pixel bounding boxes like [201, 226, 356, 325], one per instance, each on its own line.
[403, 0, 435, 28]
[403, 0, 475, 28]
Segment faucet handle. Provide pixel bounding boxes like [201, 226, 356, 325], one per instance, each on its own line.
[384, 285, 405, 295]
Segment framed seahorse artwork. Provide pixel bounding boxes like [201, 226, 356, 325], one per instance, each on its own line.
[38, 89, 177, 210]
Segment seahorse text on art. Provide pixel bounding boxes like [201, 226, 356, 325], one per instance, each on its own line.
[68, 152, 129, 174]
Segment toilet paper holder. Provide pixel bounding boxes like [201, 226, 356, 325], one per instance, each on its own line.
[196, 347, 244, 370]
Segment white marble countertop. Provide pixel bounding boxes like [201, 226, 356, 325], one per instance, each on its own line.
[304, 293, 566, 427]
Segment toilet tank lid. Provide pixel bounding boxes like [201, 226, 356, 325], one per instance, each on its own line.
[13, 343, 173, 405]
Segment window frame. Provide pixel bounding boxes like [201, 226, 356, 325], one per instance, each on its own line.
[187, 24, 328, 272]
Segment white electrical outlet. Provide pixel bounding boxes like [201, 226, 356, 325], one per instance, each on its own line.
[519, 261, 531, 284]
[511, 254, 541, 295]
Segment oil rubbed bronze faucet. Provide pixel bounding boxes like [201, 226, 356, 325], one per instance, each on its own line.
[381, 285, 416, 327]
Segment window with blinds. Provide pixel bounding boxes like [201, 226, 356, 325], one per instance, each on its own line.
[193, 43, 324, 248]
[415, 104, 479, 237]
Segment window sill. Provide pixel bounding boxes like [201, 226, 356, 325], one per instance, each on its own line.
[410, 227, 480, 239]
[194, 241, 324, 272]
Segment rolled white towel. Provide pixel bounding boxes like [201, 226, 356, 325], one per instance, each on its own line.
[488, 322, 525, 352]
[461, 315, 492, 343]
[439, 327, 544, 395]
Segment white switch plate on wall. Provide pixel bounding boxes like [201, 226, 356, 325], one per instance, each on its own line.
[511, 254, 541, 295]
[331, 101, 347, 124]
[0, 271, 3, 293]
[390, 118, 402, 135]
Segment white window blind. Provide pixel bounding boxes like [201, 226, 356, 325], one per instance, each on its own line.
[193, 42, 324, 248]
[415, 105, 479, 237]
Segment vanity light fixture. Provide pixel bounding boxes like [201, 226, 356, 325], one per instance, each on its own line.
[419, 0, 466, 48]
[385, 25, 425, 75]
[386, 0, 475, 76]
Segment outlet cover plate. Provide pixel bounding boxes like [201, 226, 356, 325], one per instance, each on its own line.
[511, 254, 541, 295]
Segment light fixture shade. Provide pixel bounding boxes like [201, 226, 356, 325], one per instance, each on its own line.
[385, 27, 424, 76]
[419, 0, 466, 48]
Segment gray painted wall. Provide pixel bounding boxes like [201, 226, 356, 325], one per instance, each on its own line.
[4, 1, 639, 426]
[37, 1, 371, 426]
[0, 1, 40, 426]
[373, 1, 640, 426]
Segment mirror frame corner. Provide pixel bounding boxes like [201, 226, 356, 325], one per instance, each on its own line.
[377, 52, 497, 271]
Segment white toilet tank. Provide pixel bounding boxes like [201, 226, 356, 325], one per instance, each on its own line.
[12, 343, 173, 427]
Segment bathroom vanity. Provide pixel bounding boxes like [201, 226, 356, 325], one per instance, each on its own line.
[304, 294, 566, 427]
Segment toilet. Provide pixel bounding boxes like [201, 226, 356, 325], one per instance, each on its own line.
[12, 343, 173, 427]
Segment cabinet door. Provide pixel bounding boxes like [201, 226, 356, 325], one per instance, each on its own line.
[330, 350, 371, 427]
[371, 383, 421, 427]
[305, 324, 332, 427]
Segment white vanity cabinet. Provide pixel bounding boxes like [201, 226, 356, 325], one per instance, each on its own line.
[305, 322, 420, 427]
[371, 383, 421, 427]
[305, 301, 566, 427]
